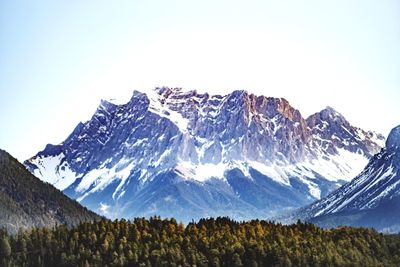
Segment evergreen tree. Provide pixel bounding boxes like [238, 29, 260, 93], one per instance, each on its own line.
[0, 234, 11, 265]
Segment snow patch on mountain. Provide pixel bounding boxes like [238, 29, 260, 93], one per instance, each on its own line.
[24, 87, 385, 221]
[300, 148, 368, 182]
[248, 161, 291, 185]
[175, 161, 227, 182]
[76, 161, 135, 201]
[29, 153, 77, 191]
[146, 89, 189, 133]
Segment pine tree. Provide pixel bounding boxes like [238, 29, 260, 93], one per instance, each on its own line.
[0, 234, 11, 262]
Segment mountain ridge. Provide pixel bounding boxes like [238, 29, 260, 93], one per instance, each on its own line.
[0, 149, 100, 233]
[24, 87, 385, 221]
[291, 124, 400, 232]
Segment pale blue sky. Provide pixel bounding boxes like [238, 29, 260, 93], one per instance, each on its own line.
[1, 0, 399, 161]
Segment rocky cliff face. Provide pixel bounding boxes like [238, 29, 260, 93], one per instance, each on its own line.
[292, 125, 400, 232]
[24, 87, 384, 221]
[307, 106, 383, 157]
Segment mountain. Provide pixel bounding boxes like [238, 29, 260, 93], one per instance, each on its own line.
[294, 125, 400, 233]
[24, 87, 384, 221]
[0, 149, 99, 233]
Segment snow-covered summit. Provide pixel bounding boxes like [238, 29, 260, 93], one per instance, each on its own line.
[25, 87, 385, 221]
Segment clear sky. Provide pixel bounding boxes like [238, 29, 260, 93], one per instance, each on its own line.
[1, 0, 399, 161]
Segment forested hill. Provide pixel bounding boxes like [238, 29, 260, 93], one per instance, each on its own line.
[0, 149, 100, 234]
[1, 217, 400, 267]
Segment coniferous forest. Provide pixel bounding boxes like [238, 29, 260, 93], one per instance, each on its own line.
[1, 217, 400, 267]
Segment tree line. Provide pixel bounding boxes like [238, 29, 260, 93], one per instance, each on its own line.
[1, 216, 400, 267]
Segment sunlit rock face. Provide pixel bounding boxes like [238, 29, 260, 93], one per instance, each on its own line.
[25, 87, 384, 222]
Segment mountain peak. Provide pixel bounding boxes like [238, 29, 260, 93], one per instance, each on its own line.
[98, 99, 118, 111]
[320, 106, 345, 119]
[24, 87, 385, 221]
[386, 125, 400, 149]
[154, 87, 183, 97]
[306, 106, 348, 128]
[231, 89, 247, 97]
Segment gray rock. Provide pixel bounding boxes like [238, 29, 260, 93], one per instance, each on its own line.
[24, 87, 385, 222]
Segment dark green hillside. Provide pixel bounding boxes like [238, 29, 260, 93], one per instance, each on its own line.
[0, 149, 99, 233]
[2, 217, 400, 267]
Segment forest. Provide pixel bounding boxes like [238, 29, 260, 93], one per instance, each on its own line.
[0, 149, 99, 234]
[1, 217, 400, 267]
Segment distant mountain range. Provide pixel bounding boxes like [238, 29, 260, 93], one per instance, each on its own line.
[24, 87, 384, 222]
[291, 125, 400, 233]
[0, 149, 99, 234]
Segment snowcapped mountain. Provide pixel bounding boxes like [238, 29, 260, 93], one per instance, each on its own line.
[294, 125, 400, 233]
[24, 87, 384, 221]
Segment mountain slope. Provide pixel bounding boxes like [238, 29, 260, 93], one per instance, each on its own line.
[24, 88, 384, 221]
[0, 149, 100, 233]
[294, 125, 400, 232]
